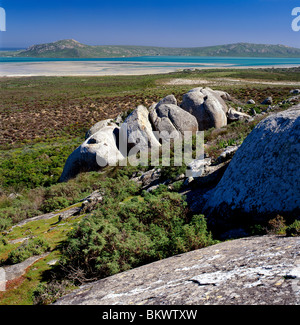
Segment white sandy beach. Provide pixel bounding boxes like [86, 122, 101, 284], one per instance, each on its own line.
[0, 61, 221, 77]
[0, 60, 299, 77]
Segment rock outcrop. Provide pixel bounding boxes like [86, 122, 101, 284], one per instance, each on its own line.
[59, 125, 124, 182]
[54, 235, 300, 305]
[85, 119, 115, 140]
[181, 87, 228, 130]
[150, 103, 198, 138]
[227, 107, 252, 123]
[204, 106, 300, 232]
[59, 88, 250, 182]
[261, 96, 273, 105]
[156, 94, 177, 108]
[119, 105, 160, 156]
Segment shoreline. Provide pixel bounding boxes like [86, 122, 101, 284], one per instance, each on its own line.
[0, 61, 299, 78]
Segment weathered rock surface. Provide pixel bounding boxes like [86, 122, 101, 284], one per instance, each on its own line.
[60, 88, 234, 182]
[120, 105, 160, 155]
[131, 168, 162, 189]
[186, 157, 212, 178]
[204, 106, 300, 230]
[85, 119, 116, 140]
[247, 99, 256, 105]
[290, 89, 300, 95]
[261, 96, 273, 105]
[156, 94, 177, 109]
[59, 126, 124, 182]
[4, 254, 50, 283]
[181, 87, 228, 130]
[213, 90, 232, 102]
[150, 103, 198, 138]
[55, 235, 300, 305]
[227, 107, 252, 123]
[215, 145, 240, 164]
[80, 190, 104, 214]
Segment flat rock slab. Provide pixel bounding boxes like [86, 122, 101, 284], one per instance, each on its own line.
[4, 253, 49, 282]
[55, 235, 300, 305]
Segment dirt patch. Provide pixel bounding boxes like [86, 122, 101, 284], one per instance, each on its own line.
[164, 78, 212, 85]
[164, 78, 300, 87]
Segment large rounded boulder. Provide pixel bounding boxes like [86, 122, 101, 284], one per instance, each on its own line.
[59, 125, 124, 182]
[119, 105, 160, 156]
[181, 87, 228, 130]
[150, 103, 198, 138]
[203, 106, 300, 232]
[85, 119, 115, 140]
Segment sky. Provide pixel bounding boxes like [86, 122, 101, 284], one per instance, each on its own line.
[0, 0, 300, 48]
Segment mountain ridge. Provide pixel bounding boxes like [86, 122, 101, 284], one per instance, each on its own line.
[2, 39, 300, 58]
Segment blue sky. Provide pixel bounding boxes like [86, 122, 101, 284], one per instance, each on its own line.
[0, 0, 300, 48]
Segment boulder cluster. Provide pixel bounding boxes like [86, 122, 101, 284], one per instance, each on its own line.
[59, 87, 248, 182]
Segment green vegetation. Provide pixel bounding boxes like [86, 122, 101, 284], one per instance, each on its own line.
[0, 138, 82, 189]
[0, 211, 86, 305]
[286, 220, 300, 237]
[0, 171, 107, 229]
[251, 216, 300, 237]
[59, 180, 216, 282]
[0, 69, 299, 305]
[6, 237, 50, 265]
[0, 70, 297, 229]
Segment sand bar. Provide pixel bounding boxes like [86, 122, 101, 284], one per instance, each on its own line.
[0, 60, 299, 77]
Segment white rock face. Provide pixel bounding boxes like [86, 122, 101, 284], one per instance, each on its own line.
[204, 106, 300, 220]
[85, 119, 116, 139]
[119, 105, 161, 156]
[227, 107, 252, 122]
[59, 126, 124, 182]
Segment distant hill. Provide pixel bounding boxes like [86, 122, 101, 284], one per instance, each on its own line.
[2, 39, 300, 58]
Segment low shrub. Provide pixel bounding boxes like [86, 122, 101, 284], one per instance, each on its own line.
[267, 215, 286, 235]
[60, 185, 216, 282]
[6, 237, 51, 265]
[32, 280, 74, 305]
[286, 220, 300, 237]
[0, 217, 12, 231]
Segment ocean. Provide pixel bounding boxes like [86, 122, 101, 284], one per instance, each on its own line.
[1, 56, 300, 76]
[1, 56, 300, 67]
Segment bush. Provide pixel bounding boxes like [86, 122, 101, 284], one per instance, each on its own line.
[267, 215, 286, 235]
[6, 237, 51, 264]
[0, 139, 82, 190]
[0, 171, 107, 228]
[286, 220, 300, 237]
[32, 280, 73, 305]
[42, 197, 71, 213]
[60, 186, 216, 282]
[160, 165, 186, 182]
[0, 217, 12, 231]
[0, 205, 42, 226]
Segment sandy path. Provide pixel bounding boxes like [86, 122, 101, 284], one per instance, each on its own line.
[164, 78, 300, 86]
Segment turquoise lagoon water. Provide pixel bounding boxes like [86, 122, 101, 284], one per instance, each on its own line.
[1, 56, 300, 68]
